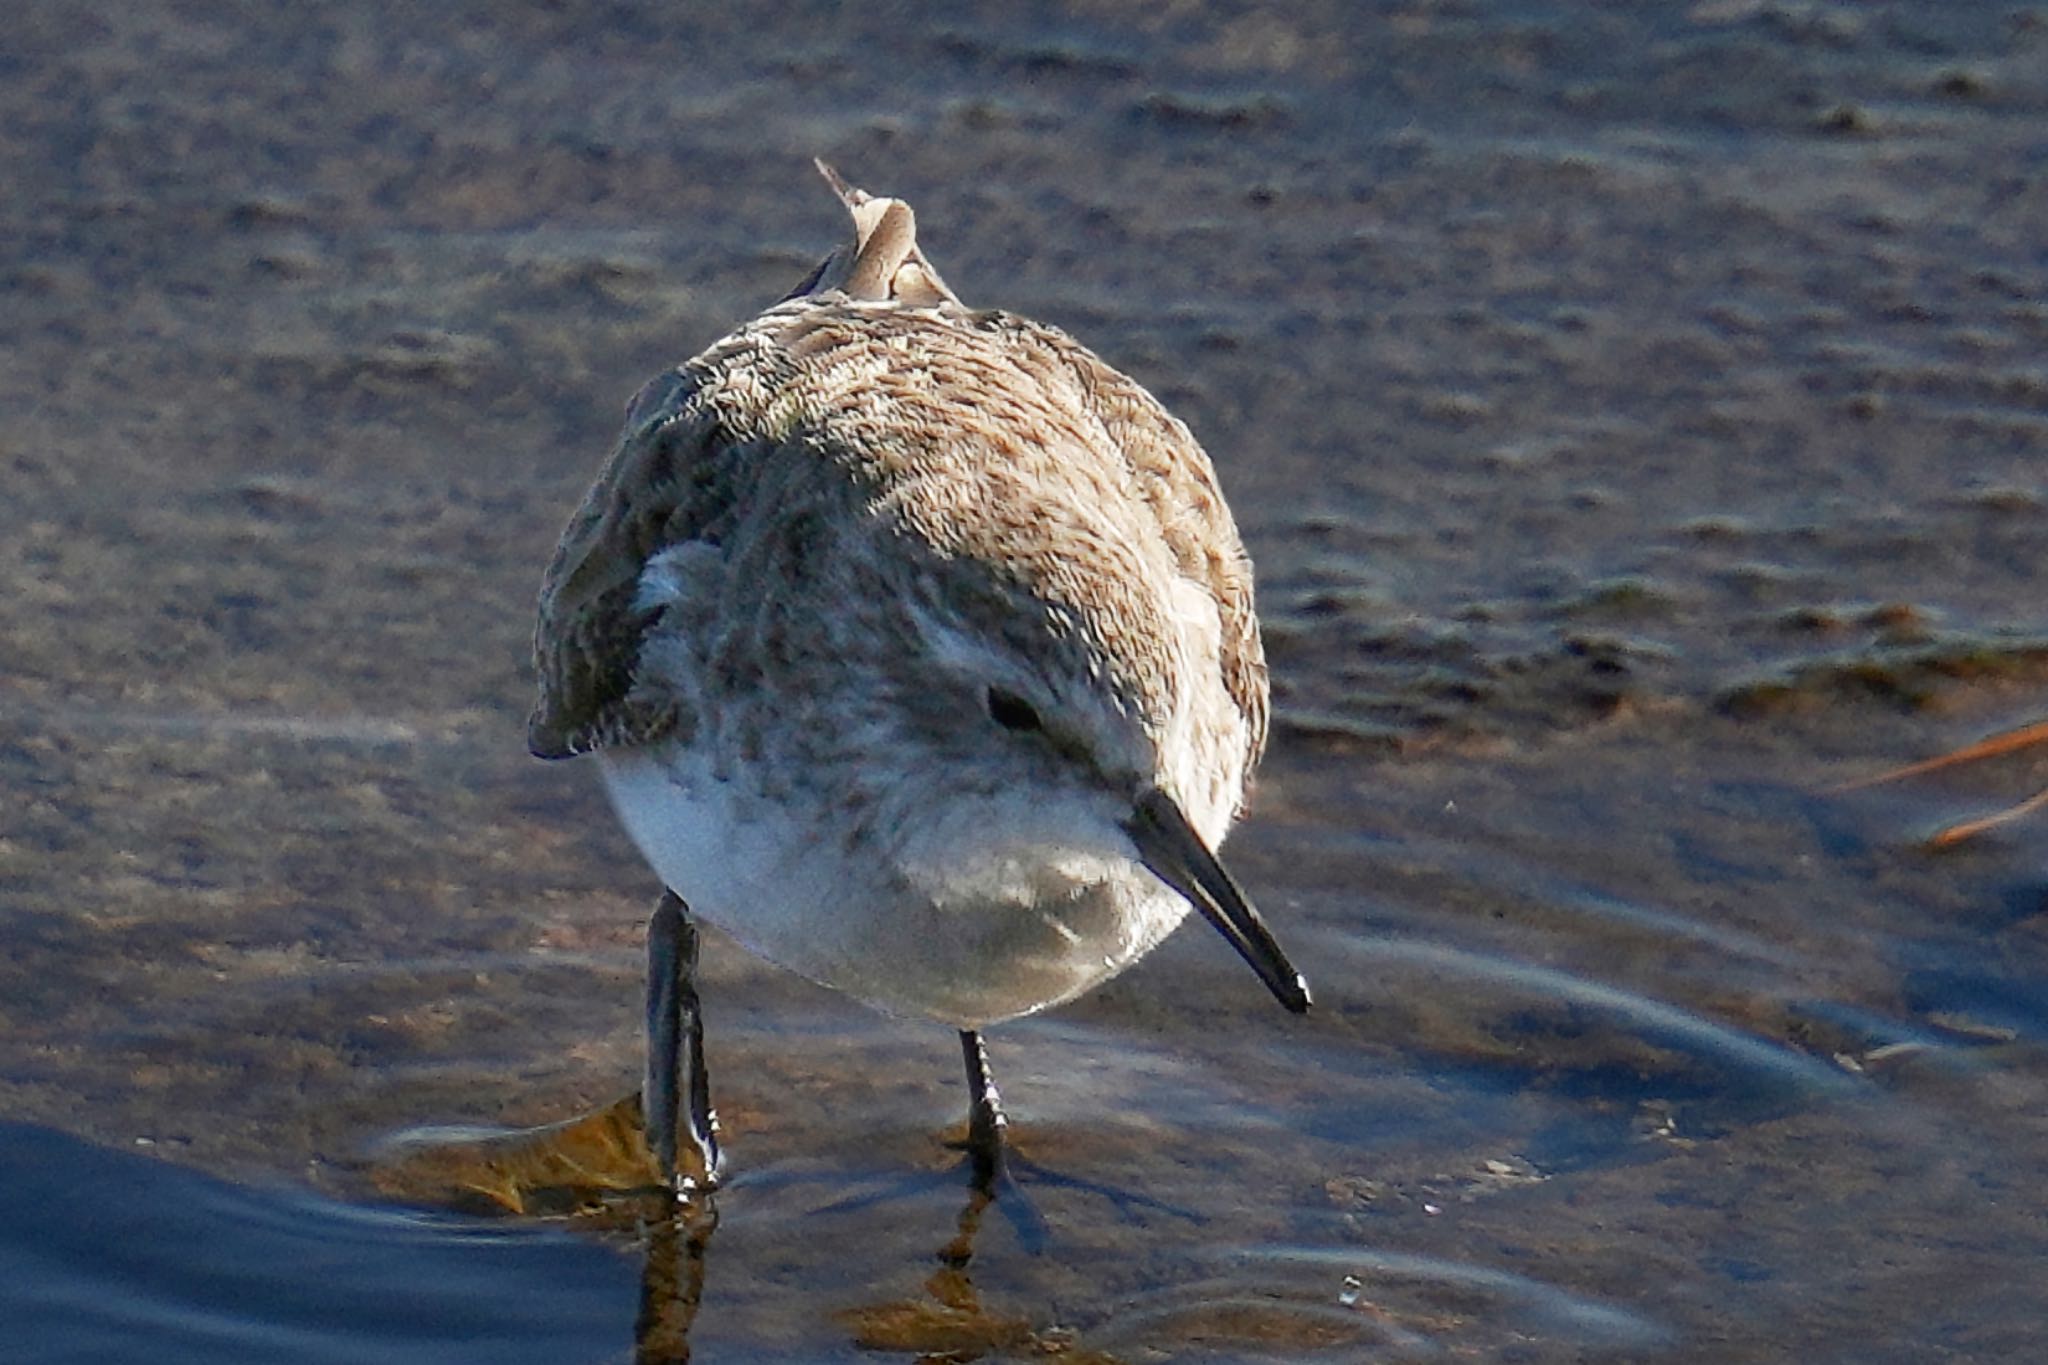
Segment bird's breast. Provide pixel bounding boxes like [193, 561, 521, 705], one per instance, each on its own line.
[597, 746, 1188, 1028]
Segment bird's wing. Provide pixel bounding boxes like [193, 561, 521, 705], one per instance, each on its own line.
[1000, 315, 1271, 765]
[533, 164, 963, 761]
[528, 367, 726, 759]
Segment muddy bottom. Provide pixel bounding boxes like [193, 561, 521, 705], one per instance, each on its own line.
[4, 2, 2046, 1361]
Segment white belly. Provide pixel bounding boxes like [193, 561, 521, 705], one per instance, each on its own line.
[597, 746, 1189, 1028]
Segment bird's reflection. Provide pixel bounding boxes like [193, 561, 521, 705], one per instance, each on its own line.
[833, 1185, 1044, 1358]
[369, 1092, 714, 1358]
[369, 1092, 1124, 1362]
[629, 1166, 1119, 1362]
[830, 1164, 1164, 1363]
[631, 1197, 716, 1365]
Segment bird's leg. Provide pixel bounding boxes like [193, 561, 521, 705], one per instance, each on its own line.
[958, 1029, 1007, 1190]
[645, 891, 722, 1193]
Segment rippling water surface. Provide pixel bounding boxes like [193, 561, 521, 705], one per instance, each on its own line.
[3, 2, 2045, 1360]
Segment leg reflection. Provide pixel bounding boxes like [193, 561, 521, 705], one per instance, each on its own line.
[634, 1198, 718, 1365]
[837, 1181, 1042, 1358]
[838, 1181, 1128, 1361]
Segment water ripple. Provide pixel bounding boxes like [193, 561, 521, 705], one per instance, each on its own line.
[1319, 932, 1866, 1097]
[1084, 1243, 1667, 1358]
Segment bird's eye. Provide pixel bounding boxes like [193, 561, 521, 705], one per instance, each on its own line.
[985, 686, 1043, 733]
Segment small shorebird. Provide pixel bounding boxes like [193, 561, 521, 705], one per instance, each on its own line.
[531, 162, 1308, 1192]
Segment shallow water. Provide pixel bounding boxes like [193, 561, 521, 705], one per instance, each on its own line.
[4, 1, 2046, 1360]
[0, 1122, 636, 1364]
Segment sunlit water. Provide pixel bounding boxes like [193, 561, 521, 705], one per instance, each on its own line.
[4, 1, 2045, 1361]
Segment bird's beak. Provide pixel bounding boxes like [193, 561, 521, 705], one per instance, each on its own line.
[1122, 787, 1311, 1013]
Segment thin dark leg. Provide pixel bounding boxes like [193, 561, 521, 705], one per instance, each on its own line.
[681, 927, 718, 1187]
[645, 891, 721, 1193]
[959, 1029, 1006, 1189]
[644, 895, 681, 1182]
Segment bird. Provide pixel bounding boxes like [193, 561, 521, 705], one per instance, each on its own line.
[529, 160, 1309, 1194]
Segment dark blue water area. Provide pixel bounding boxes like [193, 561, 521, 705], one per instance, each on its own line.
[0, 1123, 634, 1365]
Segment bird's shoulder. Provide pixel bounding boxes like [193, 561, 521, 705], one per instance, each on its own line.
[527, 321, 781, 759]
[952, 310, 1268, 761]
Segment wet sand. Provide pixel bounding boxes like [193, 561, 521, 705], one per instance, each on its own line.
[4, 2, 2047, 1360]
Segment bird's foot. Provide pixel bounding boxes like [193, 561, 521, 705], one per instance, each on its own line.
[641, 1089, 723, 1200]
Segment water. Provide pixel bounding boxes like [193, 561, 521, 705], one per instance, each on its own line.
[0, 1123, 635, 1364]
[3, 0, 2045, 1359]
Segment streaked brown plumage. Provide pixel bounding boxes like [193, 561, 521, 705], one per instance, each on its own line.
[530, 162, 1303, 1191]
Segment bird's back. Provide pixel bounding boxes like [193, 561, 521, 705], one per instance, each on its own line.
[530, 295, 1267, 788]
